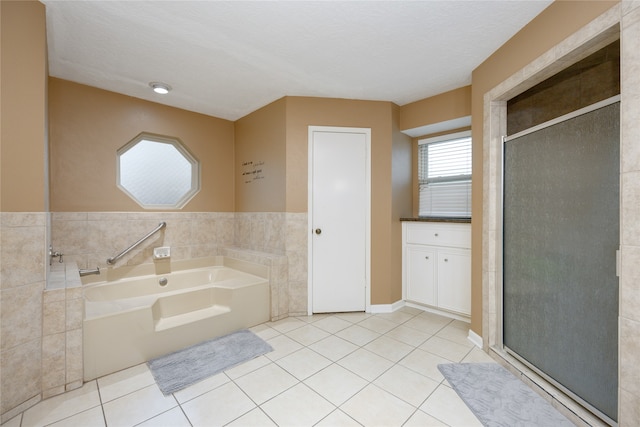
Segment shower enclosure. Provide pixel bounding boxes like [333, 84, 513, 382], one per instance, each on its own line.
[502, 98, 620, 424]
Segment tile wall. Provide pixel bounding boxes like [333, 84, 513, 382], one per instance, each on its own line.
[619, 2, 640, 425]
[42, 262, 83, 399]
[0, 210, 308, 421]
[0, 213, 47, 420]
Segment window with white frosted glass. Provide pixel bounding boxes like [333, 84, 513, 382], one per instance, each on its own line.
[418, 131, 471, 217]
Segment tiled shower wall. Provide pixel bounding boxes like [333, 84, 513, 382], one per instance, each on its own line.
[0, 210, 308, 420]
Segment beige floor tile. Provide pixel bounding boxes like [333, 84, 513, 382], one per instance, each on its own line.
[403, 409, 448, 426]
[249, 323, 281, 340]
[416, 311, 454, 324]
[284, 324, 330, 346]
[308, 335, 358, 362]
[404, 314, 452, 335]
[335, 324, 380, 346]
[374, 310, 415, 324]
[296, 313, 333, 323]
[293, 315, 317, 323]
[97, 363, 156, 403]
[419, 335, 473, 362]
[226, 408, 277, 426]
[261, 383, 334, 426]
[462, 346, 497, 364]
[234, 363, 298, 404]
[398, 306, 424, 316]
[449, 319, 471, 329]
[265, 334, 304, 361]
[22, 381, 101, 427]
[341, 384, 415, 427]
[276, 347, 332, 380]
[102, 384, 177, 427]
[224, 355, 271, 379]
[435, 323, 474, 348]
[398, 348, 450, 382]
[173, 372, 230, 404]
[385, 324, 432, 347]
[333, 312, 371, 323]
[48, 406, 105, 427]
[304, 364, 368, 406]
[356, 316, 398, 334]
[315, 409, 362, 427]
[268, 317, 307, 333]
[312, 316, 353, 333]
[337, 348, 394, 382]
[363, 336, 414, 362]
[420, 384, 482, 426]
[181, 381, 256, 427]
[136, 408, 190, 427]
[373, 365, 440, 407]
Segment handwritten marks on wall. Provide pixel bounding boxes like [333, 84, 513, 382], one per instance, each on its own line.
[242, 160, 265, 184]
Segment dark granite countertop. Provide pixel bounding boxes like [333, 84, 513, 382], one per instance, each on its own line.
[400, 217, 471, 224]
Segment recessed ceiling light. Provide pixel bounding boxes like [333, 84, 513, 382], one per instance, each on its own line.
[149, 82, 171, 95]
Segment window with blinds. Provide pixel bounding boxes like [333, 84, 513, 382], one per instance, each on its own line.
[418, 131, 472, 217]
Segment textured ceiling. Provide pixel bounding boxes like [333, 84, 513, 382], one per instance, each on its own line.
[42, 1, 552, 121]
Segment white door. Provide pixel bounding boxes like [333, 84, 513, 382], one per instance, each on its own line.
[309, 127, 369, 313]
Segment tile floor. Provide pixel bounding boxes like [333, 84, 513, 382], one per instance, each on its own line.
[6, 307, 496, 427]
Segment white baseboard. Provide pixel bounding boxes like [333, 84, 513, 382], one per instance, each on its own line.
[369, 300, 405, 314]
[467, 329, 483, 348]
[404, 301, 470, 322]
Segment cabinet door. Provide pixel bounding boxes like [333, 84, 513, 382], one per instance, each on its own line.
[437, 249, 471, 315]
[406, 245, 437, 306]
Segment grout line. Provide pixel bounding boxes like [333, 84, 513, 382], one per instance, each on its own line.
[94, 380, 108, 427]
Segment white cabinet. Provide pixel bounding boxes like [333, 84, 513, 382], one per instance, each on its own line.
[402, 221, 471, 318]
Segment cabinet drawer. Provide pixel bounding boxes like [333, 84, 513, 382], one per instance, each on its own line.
[405, 223, 470, 248]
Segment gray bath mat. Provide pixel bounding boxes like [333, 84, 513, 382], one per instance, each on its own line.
[438, 363, 574, 427]
[148, 329, 273, 395]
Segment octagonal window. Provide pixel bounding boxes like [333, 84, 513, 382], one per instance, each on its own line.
[117, 133, 200, 209]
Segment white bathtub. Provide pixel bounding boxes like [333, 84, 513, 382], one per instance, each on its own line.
[82, 257, 270, 381]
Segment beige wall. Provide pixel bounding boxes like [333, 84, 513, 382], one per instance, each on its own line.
[391, 105, 413, 302]
[399, 86, 471, 132]
[48, 78, 235, 213]
[234, 98, 286, 212]
[1, 0, 47, 212]
[469, 0, 618, 335]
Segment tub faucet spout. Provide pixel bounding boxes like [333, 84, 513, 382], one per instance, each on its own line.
[79, 267, 100, 277]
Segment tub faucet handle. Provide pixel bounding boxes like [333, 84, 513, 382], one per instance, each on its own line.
[49, 245, 64, 265]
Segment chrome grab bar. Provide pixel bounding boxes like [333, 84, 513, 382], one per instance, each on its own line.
[79, 267, 100, 277]
[107, 222, 166, 265]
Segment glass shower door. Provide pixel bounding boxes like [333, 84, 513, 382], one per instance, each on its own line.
[502, 100, 619, 423]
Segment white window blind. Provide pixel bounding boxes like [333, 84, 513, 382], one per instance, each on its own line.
[418, 132, 472, 217]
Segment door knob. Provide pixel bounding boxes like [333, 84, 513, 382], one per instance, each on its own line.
[315, 228, 322, 235]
